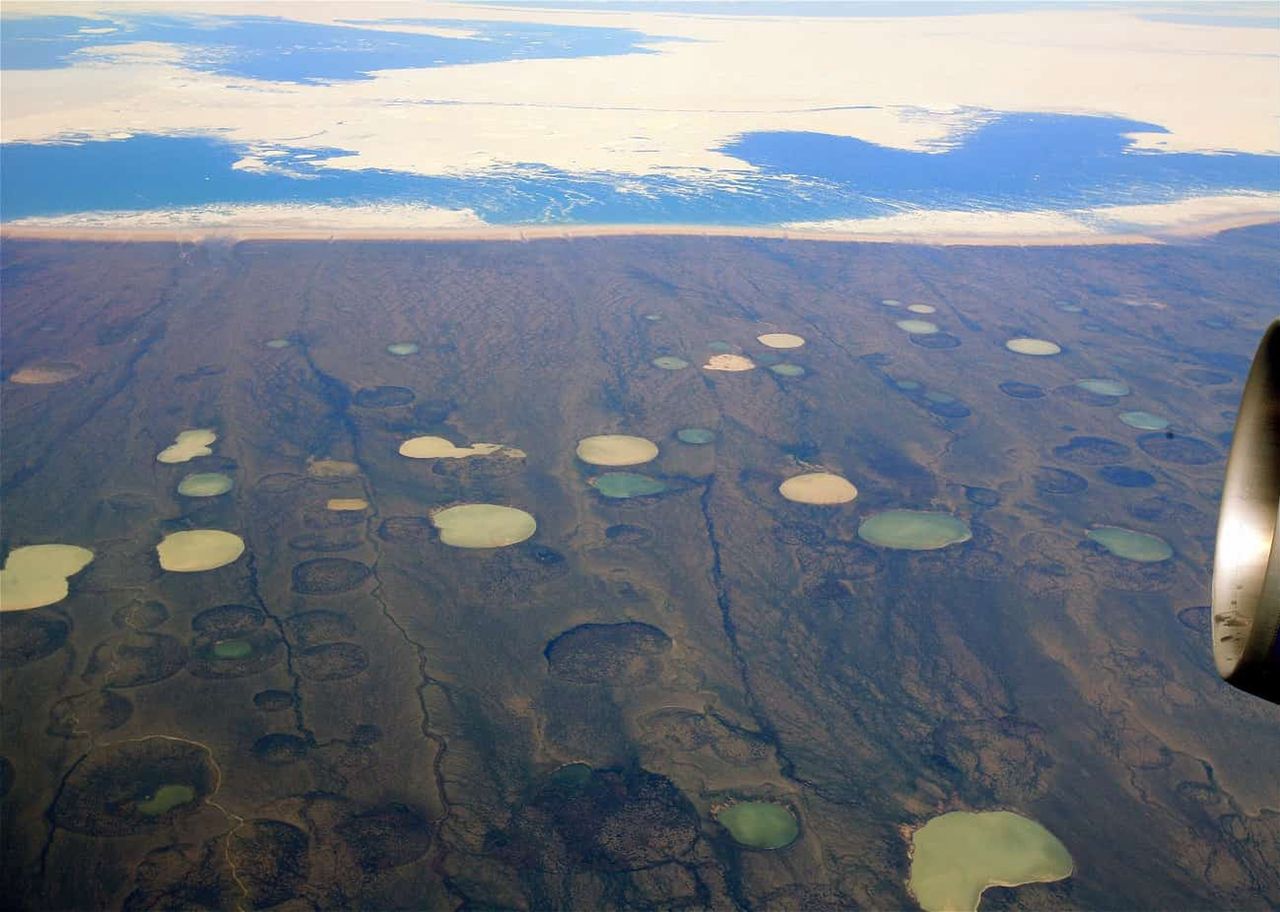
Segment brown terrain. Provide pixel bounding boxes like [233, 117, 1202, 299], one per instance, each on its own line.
[1, 228, 1278, 910]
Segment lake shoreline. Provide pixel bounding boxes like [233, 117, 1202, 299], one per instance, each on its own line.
[3, 212, 1276, 248]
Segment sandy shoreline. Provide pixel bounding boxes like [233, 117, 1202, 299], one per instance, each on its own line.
[3, 211, 1277, 248]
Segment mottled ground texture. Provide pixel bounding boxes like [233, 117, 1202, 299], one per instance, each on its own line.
[2, 228, 1278, 910]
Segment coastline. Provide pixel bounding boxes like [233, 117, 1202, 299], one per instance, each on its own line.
[3, 210, 1277, 247]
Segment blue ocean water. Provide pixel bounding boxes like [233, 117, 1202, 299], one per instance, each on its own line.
[0, 14, 660, 83]
[721, 114, 1280, 211]
[1, 114, 1277, 226]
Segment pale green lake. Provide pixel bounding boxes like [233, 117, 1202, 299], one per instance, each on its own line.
[908, 810, 1073, 912]
[858, 510, 972, 550]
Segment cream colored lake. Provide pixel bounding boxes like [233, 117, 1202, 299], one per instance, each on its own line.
[431, 504, 537, 548]
[1005, 338, 1061, 356]
[779, 472, 857, 505]
[1076, 378, 1130, 396]
[156, 530, 245, 572]
[156, 429, 216, 464]
[907, 304, 936, 314]
[908, 810, 1073, 912]
[326, 498, 369, 511]
[0, 544, 95, 612]
[399, 436, 513, 459]
[703, 353, 756, 372]
[896, 319, 939, 335]
[576, 434, 659, 466]
[177, 473, 233, 497]
[757, 332, 805, 349]
[10, 362, 81, 384]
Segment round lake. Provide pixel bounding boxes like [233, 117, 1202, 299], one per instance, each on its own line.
[1005, 338, 1061, 356]
[136, 784, 197, 816]
[769, 363, 805, 377]
[757, 332, 805, 349]
[1120, 411, 1170, 431]
[676, 427, 715, 445]
[212, 638, 255, 660]
[907, 304, 936, 314]
[431, 504, 537, 549]
[1076, 378, 1130, 397]
[704, 354, 756, 371]
[177, 473, 233, 497]
[652, 356, 690, 370]
[858, 510, 971, 550]
[716, 802, 799, 850]
[576, 434, 659, 467]
[779, 473, 858, 505]
[896, 319, 939, 335]
[591, 472, 668, 499]
[386, 342, 420, 356]
[156, 531, 246, 572]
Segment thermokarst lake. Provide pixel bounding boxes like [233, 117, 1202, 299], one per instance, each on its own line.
[2, 230, 1278, 910]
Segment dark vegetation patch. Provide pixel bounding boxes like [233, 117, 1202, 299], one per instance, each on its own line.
[1033, 466, 1088, 496]
[351, 724, 383, 747]
[774, 521, 826, 546]
[1052, 435, 1131, 465]
[1184, 368, 1234, 385]
[605, 524, 653, 545]
[524, 766, 699, 871]
[926, 398, 971, 418]
[377, 516, 434, 544]
[353, 386, 415, 408]
[545, 622, 672, 685]
[285, 609, 356, 648]
[1177, 605, 1211, 634]
[258, 473, 305, 494]
[909, 332, 961, 350]
[114, 601, 169, 630]
[301, 507, 365, 530]
[48, 690, 133, 738]
[1083, 551, 1176, 592]
[291, 558, 372, 595]
[337, 803, 434, 872]
[288, 532, 363, 552]
[1137, 433, 1221, 465]
[998, 381, 1045, 399]
[253, 690, 296, 712]
[964, 486, 1000, 507]
[524, 544, 566, 565]
[252, 733, 310, 765]
[53, 738, 214, 835]
[229, 819, 310, 908]
[192, 603, 265, 634]
[1127, 496, 1204, 525]
[295, 643, 369, 681]
[0, 612, 69, 666]
[1057, 385, 1119, 408]
[412, 399, 456, 425]
[0, 757, 12, 797]
[1099, 466, 1157, 488]
[89, 633, 187, 688]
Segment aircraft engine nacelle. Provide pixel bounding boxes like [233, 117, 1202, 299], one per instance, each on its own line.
[1213, 318, 1280, 703]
